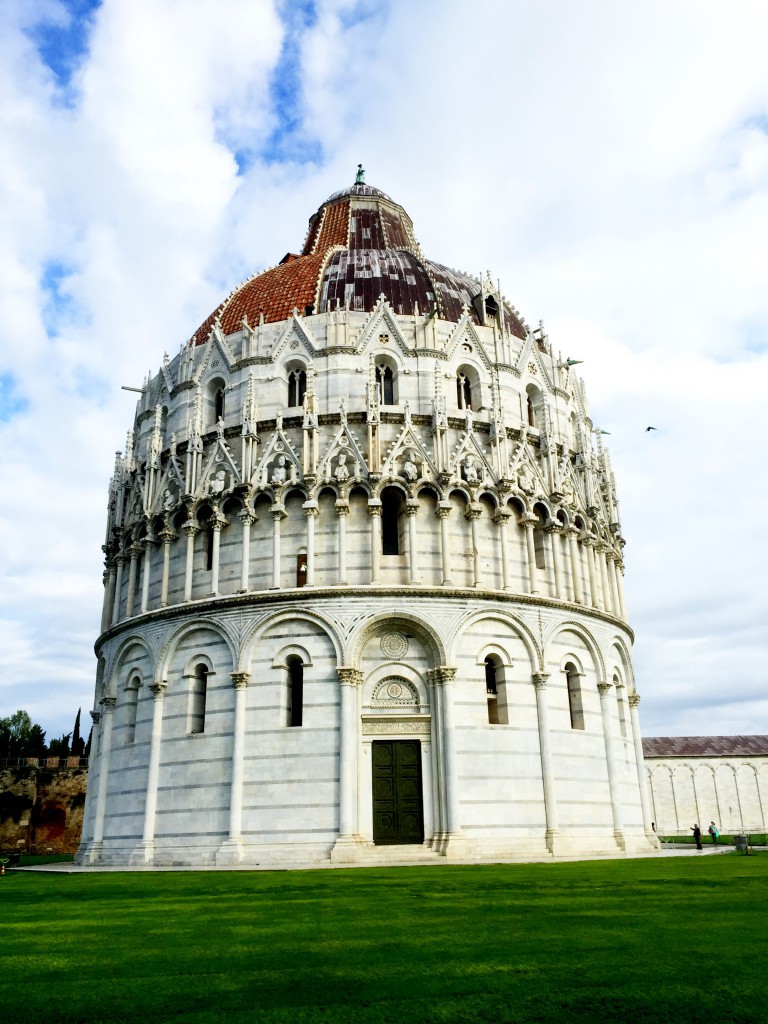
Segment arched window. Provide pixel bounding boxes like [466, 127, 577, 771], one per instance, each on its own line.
[564, 662, 584, 730]
[381, 488, 404, 555]
[124, 676, 140, 744]
[288, 368, 307, 407]
[526, 384, 543, 430]
[376, 364, 395, 405]
[485, 656, 508, 725]
[287, 656, 304, 727]
[533, 504, 548, 571]
[189, 665, 208, 734]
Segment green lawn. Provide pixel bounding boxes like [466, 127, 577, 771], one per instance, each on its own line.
[1, 856, 766, 1024]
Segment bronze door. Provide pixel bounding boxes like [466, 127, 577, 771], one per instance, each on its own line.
[372, 740, 424, 844]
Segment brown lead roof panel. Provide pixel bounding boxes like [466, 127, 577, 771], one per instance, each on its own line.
[642, 736, 768, 757]
[318, 249, 437, 316]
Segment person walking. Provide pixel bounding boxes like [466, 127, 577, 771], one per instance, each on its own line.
[692, 824, 703, 850]
[708, 821, 719, 846]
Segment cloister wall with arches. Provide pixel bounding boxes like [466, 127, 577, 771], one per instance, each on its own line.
[76, 176, 659, 867]
[642, 736, 768, 835]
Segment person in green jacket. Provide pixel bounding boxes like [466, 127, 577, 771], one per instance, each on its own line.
[708, 821, 719, 846]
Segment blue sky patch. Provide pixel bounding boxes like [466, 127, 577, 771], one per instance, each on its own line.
[26, 0, 101, 96]
[41, 260, 77, 338]
[0, 373, 30, 422]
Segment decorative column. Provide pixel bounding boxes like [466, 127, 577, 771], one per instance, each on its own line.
[101, 567, 115, 633]
[182, 520, 198, 602]
[331, 667, 364, 862]
[210, 515, 224, 596]
[238, 510, 255, 592]
[628, 694, 659, 845]
[429, 677, 446, 848]
[522, 514, 538, 594]
[533, 673, 559, 853]
[566, 527, 584, 604]
[125, 544, 141, 617]
[84, 698, 116, 864]
[421, 740, 434, 845]
[270, 505, 286, 589]
[159, 527, 175, 608]
[436, 503, 453, 587]
[75, 708, 101, 862]
[131, 681, 167, 865]
[608, 556, 623, 619]
[217, 671, 250, 865]
[336, 501, 350, 584]
[598, 680, 626, 850]
[546, 522, 565, 599]
[494, 509, 512, 591]
[431, 666, 464, 857]
[303, 503, 318, 586]
[616, 560, 628, 621]
[139, 537, 153, 614]
[584, 538, 600, 608]
[406, 500, 420, 584]
[111, 556, 125, 625]
[466, 505, 482, 588]
[368, 501, 382, 584]
[598, 545, 614, 614]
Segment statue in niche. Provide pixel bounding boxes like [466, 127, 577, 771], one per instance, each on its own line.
[402, 451, 419, 482]
[210, 469, 227, 497]
[216, 416, 225, 438]
[162, 488, 176, 512]
[518, 465, 535, 495]
[271, 454, 287, 486]
[462, 454, 479, 485]
[334, 452, 350, 482]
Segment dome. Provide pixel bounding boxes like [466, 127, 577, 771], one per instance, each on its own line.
[192, 177, 528, 343]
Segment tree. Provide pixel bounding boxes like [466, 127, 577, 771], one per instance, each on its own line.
[71, 708, 84, 757]
[48, 733, 71, 758]
[0, 710, 34, 758]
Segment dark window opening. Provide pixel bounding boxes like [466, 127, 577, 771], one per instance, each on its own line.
[485, 295, 499, 321]
[288, 658, 303, 727]
[215, 388, 225, 423]
[297, 552, 308, 587]
[381, 490, 401, 555]
[206, 528, 214, 571]
[457, 374, 472, 410]
[565, 664, 584, 731]
[288, 369, 307, 407]
[190, 665, 208, 734]
[527, 395, 535, 427]
[376, 364, 395, 405]
[125, 679, 139, 744]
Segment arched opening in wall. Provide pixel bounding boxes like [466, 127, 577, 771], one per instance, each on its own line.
[207, 376, 227, 430]
[526, 383, 543, 429]
[533, 502, 548, 571]
[614, 673, 628, 739]
[484, 655, 508, 725]
[381, 487, 405, 556]
[124, 675, 140, 744]
[286, 656, 304, 727]
[287, 364, 307, 408]
[456, 364, 480, 411]
[484, 294, 499, 325]
[564, 662, 584, 730]
[189, 665, 208, 734]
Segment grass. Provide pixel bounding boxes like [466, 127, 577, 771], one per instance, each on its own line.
[658, 834, 767, 846]
[1, 856, 767, 1024]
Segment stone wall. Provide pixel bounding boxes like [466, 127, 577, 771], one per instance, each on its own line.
[0, 766, 88, 854]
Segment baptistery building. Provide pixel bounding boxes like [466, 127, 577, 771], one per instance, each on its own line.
[77, 172, 659, 866]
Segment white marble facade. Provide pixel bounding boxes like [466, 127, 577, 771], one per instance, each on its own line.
[76, 179, 659, 866]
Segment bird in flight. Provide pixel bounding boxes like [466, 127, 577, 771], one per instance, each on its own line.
[645, 426, 658, 432]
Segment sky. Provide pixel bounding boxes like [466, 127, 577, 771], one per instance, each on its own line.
[1, 0, 766, 742]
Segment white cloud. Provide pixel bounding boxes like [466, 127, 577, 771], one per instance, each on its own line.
[1, 0, 766, 740]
